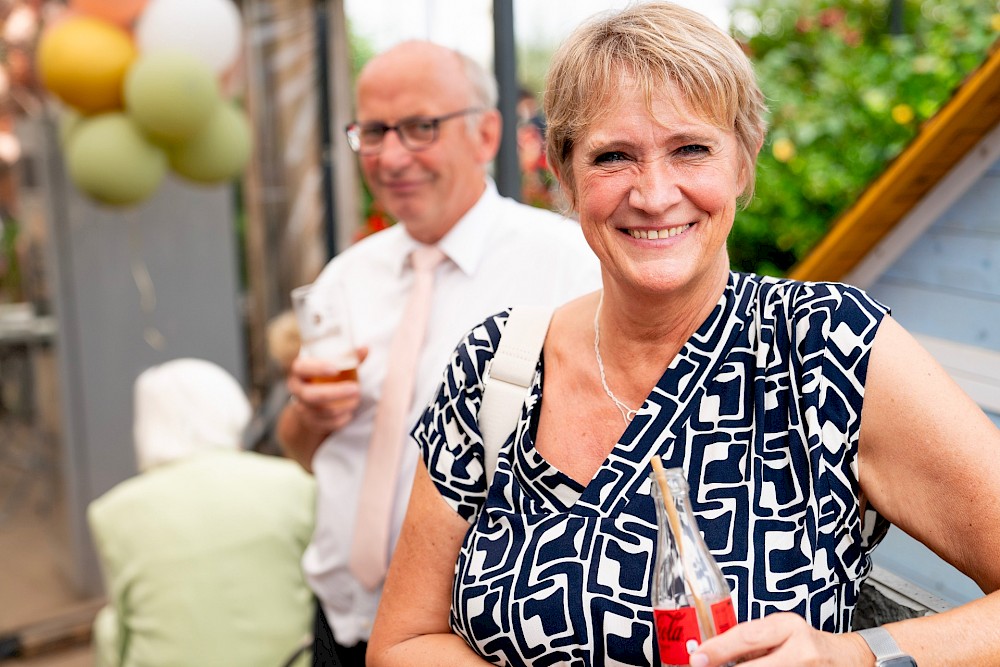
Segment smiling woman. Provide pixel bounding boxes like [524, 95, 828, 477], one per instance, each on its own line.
[366, 3, 1000, 667]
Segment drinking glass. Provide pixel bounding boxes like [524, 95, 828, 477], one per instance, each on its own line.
[290, 283, 359, 383]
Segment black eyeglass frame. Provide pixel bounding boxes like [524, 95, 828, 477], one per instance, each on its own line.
[344, 107, 485, 154]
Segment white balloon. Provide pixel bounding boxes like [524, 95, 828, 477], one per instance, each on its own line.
[135, 0, 242, 75]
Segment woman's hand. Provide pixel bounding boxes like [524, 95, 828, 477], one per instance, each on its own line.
[690, 613, 872, 666]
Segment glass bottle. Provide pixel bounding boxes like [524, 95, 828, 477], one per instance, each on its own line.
[650, 462, 737, 667]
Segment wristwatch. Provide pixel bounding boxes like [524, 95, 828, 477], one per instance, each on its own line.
[857, 627, 917, 666]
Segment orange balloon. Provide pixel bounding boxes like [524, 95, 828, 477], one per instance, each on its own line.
[68, 0, 148, 28]
[42, 7, 83, 31]
[36, 17, 136, 114]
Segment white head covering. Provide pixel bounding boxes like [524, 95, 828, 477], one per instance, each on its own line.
[133, 358, 252, 472]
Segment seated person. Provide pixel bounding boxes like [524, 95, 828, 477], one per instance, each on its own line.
[89, 358, 315, 667]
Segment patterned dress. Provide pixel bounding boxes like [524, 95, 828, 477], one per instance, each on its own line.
[413, 273, 892, 667]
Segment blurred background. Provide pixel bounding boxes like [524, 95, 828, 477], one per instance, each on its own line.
[0, 0, 997, 664]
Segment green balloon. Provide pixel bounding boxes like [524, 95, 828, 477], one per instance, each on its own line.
[169, 103, 252, 184]
[66, 112, 167, 206]
[124, 51, 220, 143]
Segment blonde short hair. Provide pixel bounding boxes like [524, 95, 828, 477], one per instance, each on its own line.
[544, 2, 768, 206]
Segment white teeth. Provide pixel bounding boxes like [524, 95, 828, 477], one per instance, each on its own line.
[628, 224, 691, 240]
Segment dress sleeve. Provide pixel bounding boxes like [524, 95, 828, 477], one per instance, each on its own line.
[789, 281, 891, 553]
[791, 282, 889, 439]
[411, 311, 510, 523]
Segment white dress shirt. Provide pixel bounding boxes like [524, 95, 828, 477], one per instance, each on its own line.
[302, 180, 602, 645]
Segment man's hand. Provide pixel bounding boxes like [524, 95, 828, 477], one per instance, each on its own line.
[277, 348, 368, 471]
[287, 352, 366, 432]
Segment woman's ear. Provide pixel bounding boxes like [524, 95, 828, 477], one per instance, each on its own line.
[738, 136, 766, 197]
[549, 159, 576, 211]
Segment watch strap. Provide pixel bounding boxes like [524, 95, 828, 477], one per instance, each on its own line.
[858, 627, 914, 665]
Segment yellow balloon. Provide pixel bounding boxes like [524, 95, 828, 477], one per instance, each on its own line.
[37, 17, 136, 114]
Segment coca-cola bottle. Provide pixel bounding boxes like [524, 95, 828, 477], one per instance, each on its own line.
[650, 460, 737, 667]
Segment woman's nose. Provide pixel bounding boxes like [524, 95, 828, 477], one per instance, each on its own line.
[628, 162, 682, 214]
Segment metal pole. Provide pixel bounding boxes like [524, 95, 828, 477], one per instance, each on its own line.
[492, 0, 521, 201]
[315, 0, 338, 258]
[889, 0, 904, 35]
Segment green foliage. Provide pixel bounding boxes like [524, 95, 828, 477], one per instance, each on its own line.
[0, 215, 22, 302]
[345, 23, 387, 241]
[347, 19, 376, 79]
[730, 0, 1000, 275]
[517, 43, 555, 100]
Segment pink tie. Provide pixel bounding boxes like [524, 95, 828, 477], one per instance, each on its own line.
[349, 244, 446, 591]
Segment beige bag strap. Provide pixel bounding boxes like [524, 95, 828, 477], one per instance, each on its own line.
[479, 306, 553, 486]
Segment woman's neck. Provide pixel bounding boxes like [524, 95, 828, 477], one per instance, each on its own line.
[598, 263, 730, 357]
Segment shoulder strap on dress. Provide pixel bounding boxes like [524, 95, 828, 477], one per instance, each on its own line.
[480, 306, 553, 486]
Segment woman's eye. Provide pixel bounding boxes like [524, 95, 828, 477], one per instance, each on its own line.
[594, 151, 629, 164]
[677, 144, 709, 156]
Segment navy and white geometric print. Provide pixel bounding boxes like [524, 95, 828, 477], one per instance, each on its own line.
[411, 272, 891, 666]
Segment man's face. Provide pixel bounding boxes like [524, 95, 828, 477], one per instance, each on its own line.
[354, 46, 499, 244]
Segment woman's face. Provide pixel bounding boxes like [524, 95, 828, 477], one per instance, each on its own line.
[567, 81, 745, 299]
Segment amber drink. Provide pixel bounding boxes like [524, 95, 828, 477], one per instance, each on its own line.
[305, 367, 359, 384]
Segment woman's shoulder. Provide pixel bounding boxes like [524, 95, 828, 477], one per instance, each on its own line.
[460, 309, 511, 352]
[467, 304, 566, 357]
[437, 309, 514, 389]
[429, 305, 552, 413]
[735, 272, 889, 319]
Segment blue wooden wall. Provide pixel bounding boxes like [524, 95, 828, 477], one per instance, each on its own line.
[865, 153, 1000, 606]
[870, 155, 1000, 359]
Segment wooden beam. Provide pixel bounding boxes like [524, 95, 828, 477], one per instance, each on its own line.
[0, 598, 104, 658]
[789, 42, 1000, 282]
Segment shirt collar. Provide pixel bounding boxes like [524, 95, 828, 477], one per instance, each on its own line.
[396, 179, 501, 278]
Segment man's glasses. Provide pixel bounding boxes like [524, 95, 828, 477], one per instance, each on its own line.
[345, 108, 484, 155]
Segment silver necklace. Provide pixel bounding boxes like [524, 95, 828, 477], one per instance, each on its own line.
[593, 292, 638, 425]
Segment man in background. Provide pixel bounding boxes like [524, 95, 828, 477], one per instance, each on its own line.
[277, 40, 601, 666]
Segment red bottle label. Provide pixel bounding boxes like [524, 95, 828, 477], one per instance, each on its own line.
[654, 598, 737, 664]
[654, 606, 700, 665]
[710, 598, 737, 634]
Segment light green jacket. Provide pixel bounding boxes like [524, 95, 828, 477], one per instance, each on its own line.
[88, 450, 315, 667]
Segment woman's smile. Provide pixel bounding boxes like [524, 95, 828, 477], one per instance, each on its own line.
[622, 223, 693, 240]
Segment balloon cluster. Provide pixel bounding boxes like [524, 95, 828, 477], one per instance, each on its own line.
[36, 0, 251, 206]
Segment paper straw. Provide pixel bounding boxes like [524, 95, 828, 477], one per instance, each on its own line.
[651, 456, 714, 639]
